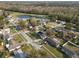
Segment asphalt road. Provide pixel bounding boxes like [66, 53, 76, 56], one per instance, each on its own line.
[20, 32, 42, 50]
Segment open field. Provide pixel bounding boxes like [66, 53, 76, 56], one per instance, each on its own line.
[10, 12, 46, 18]
[65, 43, 79, 53]
[43, 44, 66, 58]
[21, 44, 53, 58]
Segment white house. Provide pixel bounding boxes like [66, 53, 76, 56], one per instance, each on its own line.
[6, 39, 21, 52]
[2, 28, 10, 40]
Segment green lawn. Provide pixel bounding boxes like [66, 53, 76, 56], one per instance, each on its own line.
[21, 44, 53, 58]
[21, 44, 32, 53]
[21, 44, 39, 57]
[44, 44, 64, 58]
[60, 39, 66, 45]
[71, 39, 79, 45]
[65, 43, 79, 53]
[11, 12, 46, 18]
[29, 32, 41, 39]
[15, 34, 24, 43]
[10, 27, 17, 33]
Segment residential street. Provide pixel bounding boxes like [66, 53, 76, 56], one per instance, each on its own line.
[20, 32, 42, 50]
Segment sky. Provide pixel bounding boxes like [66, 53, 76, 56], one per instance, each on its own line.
[0, 0, 79, 1]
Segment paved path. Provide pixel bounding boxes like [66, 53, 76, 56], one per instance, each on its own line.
[63, 40, 79, 48]
[63, 40, 70, 46]
[68, 41, 79, 48]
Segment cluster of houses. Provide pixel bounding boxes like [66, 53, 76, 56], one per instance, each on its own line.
[37, 30, 79, 58]
[37, 31, 61, 48]
[0, 26, 26, 58]
[5, 13, 79, 58]
[0, 28, 10, 40]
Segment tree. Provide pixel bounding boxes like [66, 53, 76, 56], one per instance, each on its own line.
[28, 18, 40, 26]
[65, 23, 72, 30]
[0, 16, 4, 29]
[9, 7, 19, 12]
[75, 25, 79, 31]
[46, 29, 57, 37]
[46, 29, 53, 36]
[29, 49, 38, 57]
[38, 50, 47, 57]
[47, 14, 58, 22]
[47, 14, 52, 20]
[0, 52, 3, 58]
[5, 19, 9, 24]
[3, 11, 10, 17]
[18, 20, 26, 29]
[0, 39, 3, 45]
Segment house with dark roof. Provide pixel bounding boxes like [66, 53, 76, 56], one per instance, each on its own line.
[37, 31, 47, 39]
[44, 38, 60, 48]
[37, 31, 60, 47]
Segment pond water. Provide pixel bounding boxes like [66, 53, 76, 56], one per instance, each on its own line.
[17, 15, 47, 23]
[18, 15, 32, 19]
[18, 15, 46, 19]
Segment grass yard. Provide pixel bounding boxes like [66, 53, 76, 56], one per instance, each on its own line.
[60, 39, 66, 45]
[21, 44, 39, 58]
[21, 44, 53, 58]
[21, 44, 33, 53]
[11, 12, 46, 18]
[65, 43, 79, 53]
[71, 39, 79, 45]
[29, 32, 41, 39]
[14, 34, 24, 43]
[10, 27, 17, 33]
[43, 44, 65, 58]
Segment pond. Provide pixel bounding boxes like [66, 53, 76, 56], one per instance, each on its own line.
[18, 15, 46, 19]
[18, 15, 32, 19]
[17, 15, 48, 23]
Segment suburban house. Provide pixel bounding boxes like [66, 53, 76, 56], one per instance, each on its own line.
[6, 37, 21, 52]
[0, 28, 10, 40]
[56, 20, 66, 25]
[37, 31, 60, 47]
[13, 49, 26, 58]
[3, 28, 10, 40]
[37, 31, 47, 40]
[44, 38, 60, 48]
